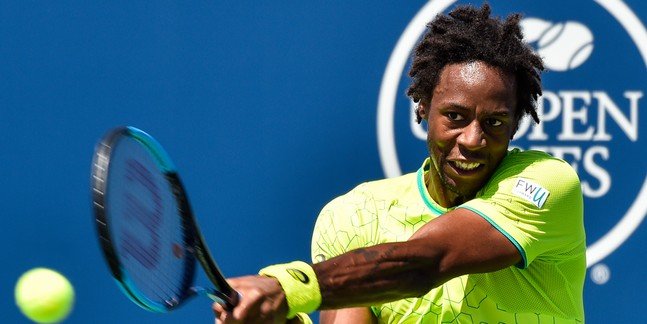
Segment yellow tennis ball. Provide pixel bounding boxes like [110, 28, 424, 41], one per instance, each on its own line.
[15, 268, 75, 323]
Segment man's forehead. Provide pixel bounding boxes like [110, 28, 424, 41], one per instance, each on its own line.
[458, 61, 488, 86]
[437, 61, 517, 93]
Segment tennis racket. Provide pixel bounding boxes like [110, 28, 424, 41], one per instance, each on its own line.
[91, 126, 239, 312]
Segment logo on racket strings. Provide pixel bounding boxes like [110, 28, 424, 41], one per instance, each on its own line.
[120, 158, 163, 269]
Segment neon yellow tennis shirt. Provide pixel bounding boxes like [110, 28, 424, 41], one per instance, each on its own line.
[311, 149, 586, 323]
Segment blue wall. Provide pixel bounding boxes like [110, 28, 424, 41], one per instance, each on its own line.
[1, 1, 644, 323]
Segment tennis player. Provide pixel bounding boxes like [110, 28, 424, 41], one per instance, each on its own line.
[214, 4, 585, 323]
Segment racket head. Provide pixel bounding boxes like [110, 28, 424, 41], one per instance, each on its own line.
[91, 126, 202, 312]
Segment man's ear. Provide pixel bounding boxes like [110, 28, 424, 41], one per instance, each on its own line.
[417, 101, 430, 121]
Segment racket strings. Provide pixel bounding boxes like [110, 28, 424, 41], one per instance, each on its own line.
[126, 257, 190, 307]
[120, 238, 191, 305]
[124, 192, 161, 233]
[118, 206, 194, 306]
[119, 215, 186, 283]
[98, 130, 201, 311]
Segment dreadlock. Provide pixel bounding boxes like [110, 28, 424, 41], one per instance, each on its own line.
[407, 3, 544, 124]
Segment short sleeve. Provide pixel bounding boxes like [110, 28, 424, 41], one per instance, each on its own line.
[458, 150, 585, 268]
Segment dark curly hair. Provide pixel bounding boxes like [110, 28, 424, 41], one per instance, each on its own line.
[407, 3, 544, 125]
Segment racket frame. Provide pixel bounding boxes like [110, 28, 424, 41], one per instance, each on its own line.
[91, 126, 237, 312]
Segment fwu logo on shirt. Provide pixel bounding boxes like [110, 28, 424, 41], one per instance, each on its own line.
[511, 178, 550, 208]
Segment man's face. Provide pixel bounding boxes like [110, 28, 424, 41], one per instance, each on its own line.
[419, 61, 518, 203]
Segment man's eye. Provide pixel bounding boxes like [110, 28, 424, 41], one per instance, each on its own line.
[447, 112, 464, 121]
[487, 118, 503, 127]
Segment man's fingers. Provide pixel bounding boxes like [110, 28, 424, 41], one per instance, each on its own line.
[213, 302, 236, 324]
[213, 302, 226, 314]
[213, 275, 288, 323]
[214, 288, 260, 323]
[215, 310, 230, 324]
[233, 289, 264, 321]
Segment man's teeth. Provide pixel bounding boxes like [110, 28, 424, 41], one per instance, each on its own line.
[454, 161, 481, 170]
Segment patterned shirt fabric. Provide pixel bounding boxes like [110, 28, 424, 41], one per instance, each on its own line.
[311, 149, 586, 323]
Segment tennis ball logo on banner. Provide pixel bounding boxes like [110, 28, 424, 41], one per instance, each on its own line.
[521, 18, 594, 71]
[377, 0, 646, 274]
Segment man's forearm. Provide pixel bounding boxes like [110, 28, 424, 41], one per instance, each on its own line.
[310, 209, 523, 310]
[312, 240, 443, 309]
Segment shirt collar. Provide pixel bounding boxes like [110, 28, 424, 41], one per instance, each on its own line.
[416, 158, 452, 215]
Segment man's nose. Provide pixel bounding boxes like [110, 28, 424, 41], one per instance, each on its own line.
[457, 120, 486, 151]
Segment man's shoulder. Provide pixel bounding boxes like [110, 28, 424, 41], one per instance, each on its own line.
[326, 171, 419, 207]
[484, 149, 583, 206]
[352, 171, 418, 195]
[503, 148, 559, 164]
[497, 149, 579, 180]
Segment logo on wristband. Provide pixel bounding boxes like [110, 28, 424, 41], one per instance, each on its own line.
[287, 268, 310, 284]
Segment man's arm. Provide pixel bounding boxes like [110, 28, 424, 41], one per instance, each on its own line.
[213, 207, 520, 322]
[313, 207, 520, 309]
[320, 308, 377, 324]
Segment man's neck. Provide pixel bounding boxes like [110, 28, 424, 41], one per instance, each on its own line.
[424, 169, 468, 208]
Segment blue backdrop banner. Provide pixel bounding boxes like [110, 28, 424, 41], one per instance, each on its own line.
[1, 1, 644, 323]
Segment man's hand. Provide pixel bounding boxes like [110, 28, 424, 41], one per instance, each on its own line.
[213, 275, 290, 324]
